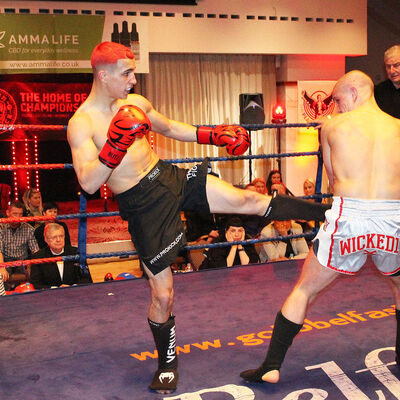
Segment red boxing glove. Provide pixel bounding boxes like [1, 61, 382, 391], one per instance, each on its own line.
[99, 105, 151, 168]
[196, 125, 250, 155]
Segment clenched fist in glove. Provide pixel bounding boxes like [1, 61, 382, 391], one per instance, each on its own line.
[196, 125, 250, 155]
[99, 105, 151, 168]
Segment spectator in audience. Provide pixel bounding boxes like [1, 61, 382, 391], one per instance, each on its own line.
[23, 188, 44, 228]
[30, 223, 91, 289]
[251, 178, 267, 195]
[374, 44, 400, 119]
[266, 170, 292, 196]
[0, 201, 39, 288]
[22, 188, 43, 217]
[34, 202, 71, 249]
[259, 220, 309, 262]
[303, 178, 315, 199]
[297, 178, 317, 246]
[199, 216, 259, 269]
[266, 170, 282, 195]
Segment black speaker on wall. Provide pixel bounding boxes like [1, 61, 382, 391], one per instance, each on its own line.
[239, 93, 265, 124]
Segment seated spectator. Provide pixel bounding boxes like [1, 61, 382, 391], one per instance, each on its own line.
[303, 178, 316, 199]
[30, 223, 91, 289]
[251, 178, 267, 195]
[297, 178, 317, 234]
[34, 202, 71, 249]
[199, 216, 259, 269]
[23, 188, 43, 217]
[259, 220, 309, 262]
[266, 169, 292, 196]
[266, 170, 282, 195]
[0, 201, 39, 288]
[23, 188, 44, 228]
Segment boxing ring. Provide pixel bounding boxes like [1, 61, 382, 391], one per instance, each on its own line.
[1, 259, 399, 399]
[1, 122, 399, 399]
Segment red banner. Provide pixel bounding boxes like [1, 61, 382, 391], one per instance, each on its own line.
[0, 81, 91, 139]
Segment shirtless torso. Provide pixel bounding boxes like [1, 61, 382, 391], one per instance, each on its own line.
[68, 95, 160, 194]
[240, 70, 400, 386]
[322, 81, 400, 200]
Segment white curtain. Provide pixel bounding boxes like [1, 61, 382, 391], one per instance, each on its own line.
[138, 53, 278, 185]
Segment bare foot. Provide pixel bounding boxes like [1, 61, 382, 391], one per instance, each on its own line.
[262, 369, 280, 383]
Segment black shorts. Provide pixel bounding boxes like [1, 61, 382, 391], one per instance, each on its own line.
[116, 158, 210, 275]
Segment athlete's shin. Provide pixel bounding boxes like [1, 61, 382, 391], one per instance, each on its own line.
[240, 310, 303, 383]
[148, 315, 178, 370]
[262, 311, 303, 371]
[148, 315, 179, 393]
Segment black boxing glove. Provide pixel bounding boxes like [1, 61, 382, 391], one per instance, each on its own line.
[196, 125, 250, 155]
[99, 105, 151, 168]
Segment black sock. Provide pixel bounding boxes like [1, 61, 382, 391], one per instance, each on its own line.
[261, 310, 303, 371]
[264, 194, 330, 221]
[148, 315, 178, 370]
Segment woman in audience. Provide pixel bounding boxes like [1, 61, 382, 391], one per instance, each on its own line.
[199, 216, 259, 269]
[251, 178, 267, 195]
[23, 188, 43, 216]
[297, 178, 317, 245]
[22, 188, 43, 228]
[303, 178, 316, 199]
[266, 170, 291, 195]
[266, 170, 282, 195]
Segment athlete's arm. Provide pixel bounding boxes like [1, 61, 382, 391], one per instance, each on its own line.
[132, 94, 198, 142]
[131, 94, 249, 155]
[67, 114, 113, 194]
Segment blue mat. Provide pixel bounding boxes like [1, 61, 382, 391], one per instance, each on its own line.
[1, 259, 400, 399]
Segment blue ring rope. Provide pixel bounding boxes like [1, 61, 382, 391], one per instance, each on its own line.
[62, 232, 316, 263]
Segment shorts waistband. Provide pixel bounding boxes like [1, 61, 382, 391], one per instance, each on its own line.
[332, 196, 400, 216]
[116, 159, 166, 199]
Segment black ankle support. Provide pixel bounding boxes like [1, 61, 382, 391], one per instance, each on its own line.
[264, 194, 330, 221]
[261, 311, 303, 371]
[148, 316, 178, 370]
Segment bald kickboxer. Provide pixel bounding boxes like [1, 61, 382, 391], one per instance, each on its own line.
[240, 70, 400, 385]
[67, 41, 328, 394]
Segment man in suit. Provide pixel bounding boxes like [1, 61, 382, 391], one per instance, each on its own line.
[30, 223, 91, 289]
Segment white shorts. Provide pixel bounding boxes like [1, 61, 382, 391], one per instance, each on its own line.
[314, 197, 400, 275]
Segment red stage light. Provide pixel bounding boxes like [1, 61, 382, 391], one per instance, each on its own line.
[272, 104, 286, 123]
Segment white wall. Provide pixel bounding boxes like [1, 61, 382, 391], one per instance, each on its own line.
[277, 55, 346, 196]
[3, 0, 367, 55]
[1, 0, 361, 193]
